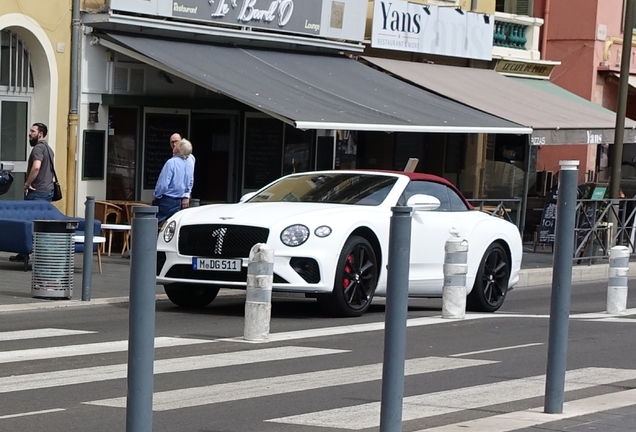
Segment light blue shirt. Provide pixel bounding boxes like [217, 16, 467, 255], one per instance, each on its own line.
[186, 154, 196, 198]
[153, 155, 193, 199]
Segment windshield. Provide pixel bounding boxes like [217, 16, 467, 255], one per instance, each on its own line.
[248, 173, 398, 205]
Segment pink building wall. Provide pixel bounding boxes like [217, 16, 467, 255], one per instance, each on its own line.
[533, 0, 631, 183]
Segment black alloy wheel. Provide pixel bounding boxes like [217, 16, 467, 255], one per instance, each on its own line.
[467, 243, 510, 312]
[164, 283, 220, 308]
[319, 236, 378, 317]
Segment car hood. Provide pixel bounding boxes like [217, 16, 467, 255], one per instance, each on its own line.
[179, 202, 381, 227]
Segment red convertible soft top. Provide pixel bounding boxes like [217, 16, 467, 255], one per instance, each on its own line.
[370, 169, 474, 210]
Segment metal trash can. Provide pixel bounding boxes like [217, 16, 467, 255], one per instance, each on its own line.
[31, 220, 79, 299]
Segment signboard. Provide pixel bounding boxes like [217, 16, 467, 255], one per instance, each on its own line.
[170, 0, 323, 36]
[495, 60, 555, 78]
[370, 0, 494, 61]
[537, 188, 557, 244]
[108, 0, 368, 42]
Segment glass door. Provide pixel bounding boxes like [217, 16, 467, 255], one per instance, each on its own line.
[106, 107, 138, 200]
[0, 100, 28, 200]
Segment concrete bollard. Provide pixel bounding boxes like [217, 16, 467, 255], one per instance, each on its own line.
[244, 243, 274, 342]
[442, 228, 468, 319]
[607, 245, 630, 315]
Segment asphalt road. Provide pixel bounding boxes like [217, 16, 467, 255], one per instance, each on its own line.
[0, 280, 635, 432]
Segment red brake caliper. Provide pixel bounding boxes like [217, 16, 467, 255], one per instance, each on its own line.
[342, 254, 354, 289]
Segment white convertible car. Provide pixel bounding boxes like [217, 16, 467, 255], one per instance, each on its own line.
[156, 170, 522, 316]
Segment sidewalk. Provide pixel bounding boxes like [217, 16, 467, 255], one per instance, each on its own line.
[0, 244, 626, 309]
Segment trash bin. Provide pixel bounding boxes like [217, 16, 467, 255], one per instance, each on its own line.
[31, 220, 79, 299]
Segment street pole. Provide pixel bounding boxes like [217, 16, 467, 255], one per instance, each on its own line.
[379, 206, 412, 432]
[544, 160, 579, 414]
[609, 0, 635, 199]
[126, 206, 158, 432]
[81, 196, 94, 301]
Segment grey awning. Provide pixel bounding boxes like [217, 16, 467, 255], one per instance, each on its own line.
[96, 32, 529, 135]
[363, 56, 636, 145]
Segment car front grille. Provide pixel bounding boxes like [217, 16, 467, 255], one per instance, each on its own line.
[179, 224, 269, 258]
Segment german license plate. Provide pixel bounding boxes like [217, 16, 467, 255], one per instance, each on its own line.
[192, 258, 242, 272]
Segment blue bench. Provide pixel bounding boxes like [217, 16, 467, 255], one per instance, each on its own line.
[0, 200, 101, 271]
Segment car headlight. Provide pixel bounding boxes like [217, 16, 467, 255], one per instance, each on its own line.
[314, 225, 332, 238]
[163, 221, 177, 243]
[281, 224, 309, 247]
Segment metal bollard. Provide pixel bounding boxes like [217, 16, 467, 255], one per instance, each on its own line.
[380, 206, 412, 432]
[607, 246, 630, 315]
[190, 198, 200, 207]
[244, 243, 274, 342]
[81, 196, 95, 301]
[442, 228, 468, 319]
[126, 206, 158, 432]
[544, 160, 579, 414]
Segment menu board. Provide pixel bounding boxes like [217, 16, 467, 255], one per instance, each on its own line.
[143, 113, 189, 189]
[82, 130, 105, 180]
[243, 117, 283, 190]
[537, 188, 558, 244]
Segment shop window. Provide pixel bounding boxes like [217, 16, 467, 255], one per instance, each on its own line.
[1, 101, 27, 161]
[283, 124, 314, 175]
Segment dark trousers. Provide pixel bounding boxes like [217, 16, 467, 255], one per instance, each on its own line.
[152, 196, 182, 224]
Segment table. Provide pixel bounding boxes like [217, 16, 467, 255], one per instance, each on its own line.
[101, 223, 132, 256]
[73, 235, 106, 274]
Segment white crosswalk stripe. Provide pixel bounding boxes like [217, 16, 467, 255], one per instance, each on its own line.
[0, 328, 96, 341]
[0, 346, 347, 393]
[267, 367, 636, 430]
[84, 356, 496, 410]
[0, 337, 212, 364]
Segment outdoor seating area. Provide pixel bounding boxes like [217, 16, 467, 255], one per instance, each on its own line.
[95, 200, 150, 256]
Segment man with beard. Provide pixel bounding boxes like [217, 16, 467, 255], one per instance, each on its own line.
[9, 123, 55, 263]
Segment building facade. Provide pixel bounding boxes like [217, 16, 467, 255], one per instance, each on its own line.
[0, 1, 71, 210]
[540, 0, 636, 185]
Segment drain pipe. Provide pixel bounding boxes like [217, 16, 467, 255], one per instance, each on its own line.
[541, 0, 551, 59]
[67, 0, 80, 216]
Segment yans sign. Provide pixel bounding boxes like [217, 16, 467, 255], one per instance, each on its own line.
[371, 1, 494, 61]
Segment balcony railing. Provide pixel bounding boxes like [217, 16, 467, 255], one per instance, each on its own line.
[492, 12, 544, 60]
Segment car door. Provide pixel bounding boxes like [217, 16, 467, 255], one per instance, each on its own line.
[401, 180, 473, 295]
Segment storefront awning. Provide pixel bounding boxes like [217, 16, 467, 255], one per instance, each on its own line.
[363, 57, 636, 145]
[96, 32, 529, 135]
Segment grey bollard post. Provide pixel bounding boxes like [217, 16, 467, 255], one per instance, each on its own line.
[244, 244, 274, 341]
[81, 196, 95, 301]
[442, 228, 468, 319]
[126, 206, 158, 432]
[380, 206, 412, 432]
[607, 245, 630, 314]
[190, 198, 200, 207]
[544, 160, 579, 414]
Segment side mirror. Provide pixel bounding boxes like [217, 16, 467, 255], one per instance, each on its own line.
[239, 191, 257, 202]
[407, 194, 440, 211]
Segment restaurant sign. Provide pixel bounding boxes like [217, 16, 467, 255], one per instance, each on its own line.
[371, 0, 494, 61]
[168, 0, 323, 35]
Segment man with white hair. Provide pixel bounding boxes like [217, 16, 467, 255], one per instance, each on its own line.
[152, 138, 194, 224]
[169, 133, 196, 208]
